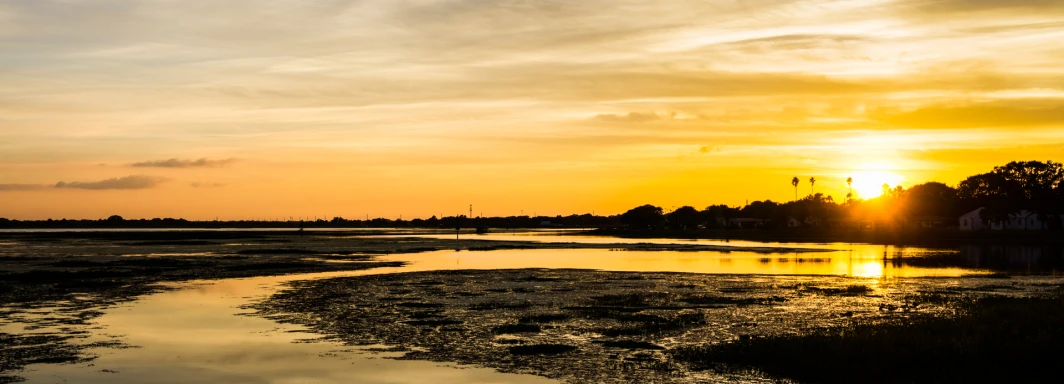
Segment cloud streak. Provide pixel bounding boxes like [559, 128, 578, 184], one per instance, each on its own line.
[0, 184, 48, 191]
[871, 101, 1064, 129]
[131, 158, 237, 168]
[54, 175, 166, 190]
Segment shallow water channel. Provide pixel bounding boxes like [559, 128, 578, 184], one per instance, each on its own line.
[4, 231, 1056, 383]
[9, 270, 556, 384]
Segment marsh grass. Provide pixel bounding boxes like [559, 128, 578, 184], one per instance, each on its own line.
[517, 313, 571, 323]
[596, 340, 665, 350]
[590, 292, 671, 307]
[797, 284, 873, 296]
[403, 319, 463, 327]
[468, 301, 533, 310]
[680, 294, 786, 306]
[598, 312, 706, 337]
[492, 323, 542, 334]
[672, 295, 1064, 384]
[508, 344, 577, 355]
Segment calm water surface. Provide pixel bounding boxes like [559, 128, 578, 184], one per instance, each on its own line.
[367, 232, 978, 278]
[11, 271, 557, 384]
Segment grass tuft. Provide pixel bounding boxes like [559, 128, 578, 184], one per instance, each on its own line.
[672, 295, 1064, 384]
[508, 344, 578, 355]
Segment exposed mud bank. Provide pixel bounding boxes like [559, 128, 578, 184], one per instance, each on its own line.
[250, 269, 1060, 383]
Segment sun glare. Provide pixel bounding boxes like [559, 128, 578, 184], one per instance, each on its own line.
[846, 164, 905, 199]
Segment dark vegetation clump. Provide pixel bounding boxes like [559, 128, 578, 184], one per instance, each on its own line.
[672, 295, 1064, 384]
[598, 312, 707, 337]
[235, 248, 321, 255]
[518, 313, 571, 323]
[467, 244, 537, 251]
[403, 319, 463, 327]
[395, 302, 445, 309]
[680, 294, 786, 306]
[797, 284, 873, 296]
[125, 240, 217, 246]
[596, 339, 665, 350]
[589, 292, 671, 307]
[492, 323, 542, 334]
[508, 344, 578, 355]
[468, 301, 533, 310]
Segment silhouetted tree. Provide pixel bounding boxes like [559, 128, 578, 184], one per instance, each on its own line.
[741, 200, 781, 220]
[666, 206, 700, 229]
[959, 160, 1064, 221]
[620, 205, 665, 229]
[809, 177, 817, 196]
[902, 182, 960, 217]
[846, 177, 853, 202]
[791, 177, 800, 201]
[701, 205, 738, 228]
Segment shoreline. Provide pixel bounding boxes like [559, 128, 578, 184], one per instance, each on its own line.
[582, 228, 1064, 246]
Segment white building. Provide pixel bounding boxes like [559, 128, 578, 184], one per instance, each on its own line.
[959, 208, 985, 231]
[961, 208, 1048, 231]
[786, 217, 801, 228]
[728, 218, 764, 228]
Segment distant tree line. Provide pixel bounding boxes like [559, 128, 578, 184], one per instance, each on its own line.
[619, 161, 1064, 230]
[0, 213, 622, 230]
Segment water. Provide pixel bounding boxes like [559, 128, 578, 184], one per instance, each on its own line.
[11, 272, 557, 384]
[363, 232, 987, 278]
[4, 230, 1060, 383]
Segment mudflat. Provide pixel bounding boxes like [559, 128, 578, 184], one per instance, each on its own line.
[251, 268, 1063, 383]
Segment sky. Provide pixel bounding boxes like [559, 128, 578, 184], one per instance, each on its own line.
[1, 0, 1063, 220]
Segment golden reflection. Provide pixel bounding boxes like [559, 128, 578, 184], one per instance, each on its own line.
[378, 248, 979, 278]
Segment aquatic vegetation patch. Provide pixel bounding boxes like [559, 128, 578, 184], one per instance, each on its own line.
[508, 344, 577, 355]
[796, 283, 873, 296]
[517, 313, 571, 323]
[595, 340, 665, 350]
[492, 323, 542, 334]
[673, 294, 1064, 384]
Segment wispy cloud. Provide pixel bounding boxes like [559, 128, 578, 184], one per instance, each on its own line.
[871, 101, 1064, 129]
[594, 112, 672, 123]
[54, 175, 166, 190]
[0, 184, 48, 191]
[131, 158, 237, 168]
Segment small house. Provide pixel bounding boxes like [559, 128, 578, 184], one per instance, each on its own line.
[727, 218, 764, 229]
[959, 208, 985, 231]
[786, 217, 801, 228]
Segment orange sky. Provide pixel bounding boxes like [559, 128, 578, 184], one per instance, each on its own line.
[2, 0, 1063, 220]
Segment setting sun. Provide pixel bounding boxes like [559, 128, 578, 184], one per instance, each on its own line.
[846, 164, 906, 199]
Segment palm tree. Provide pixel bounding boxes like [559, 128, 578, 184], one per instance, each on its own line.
[791, 177, 800, 201]
[809, 177, 817, 196]
[846, 177, 853, 201]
